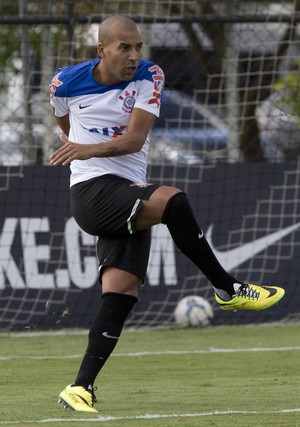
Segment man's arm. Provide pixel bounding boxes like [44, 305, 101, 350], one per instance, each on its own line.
[50, 107, 157, 166]
[53, 109, 70, 136]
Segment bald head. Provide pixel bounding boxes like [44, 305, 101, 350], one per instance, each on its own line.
[95, 15, 143, 84]
[98, 16, 140, 44]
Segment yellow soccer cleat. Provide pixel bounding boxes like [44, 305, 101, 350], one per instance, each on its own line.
[58, 384, 98, 413]
[215, 283, 285, 311]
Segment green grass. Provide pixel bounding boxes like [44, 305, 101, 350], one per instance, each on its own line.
[0, 323, 300, 427]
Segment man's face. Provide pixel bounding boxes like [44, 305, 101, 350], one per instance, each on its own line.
[98, 28, 143, 84]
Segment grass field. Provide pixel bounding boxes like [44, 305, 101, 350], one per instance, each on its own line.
[0, 323, 299, 427]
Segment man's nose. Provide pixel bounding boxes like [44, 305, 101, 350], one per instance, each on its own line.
[129, 48, 139, 61]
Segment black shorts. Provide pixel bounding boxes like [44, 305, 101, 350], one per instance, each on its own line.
[96, 229, 151, 283]
[70, 174, 161, 282]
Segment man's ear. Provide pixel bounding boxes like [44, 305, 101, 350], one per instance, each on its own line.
[97, 43, 105, 58]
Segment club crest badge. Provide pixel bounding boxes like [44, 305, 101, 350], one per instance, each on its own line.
[119, 90, 136, 113]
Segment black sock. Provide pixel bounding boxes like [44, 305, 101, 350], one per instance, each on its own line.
[162, 192, 241, 297]
[74, 292, 138, 389]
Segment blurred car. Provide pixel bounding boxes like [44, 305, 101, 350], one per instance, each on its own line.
[149, 89, 227, 164]
[256, 91, 300, 159]
[150, 89, 282, 165]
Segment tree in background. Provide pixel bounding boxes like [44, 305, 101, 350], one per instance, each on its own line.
[164, 0, 300, 161]
[274, 59, 300, 125]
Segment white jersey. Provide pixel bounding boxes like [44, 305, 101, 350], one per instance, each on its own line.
[50, 58, 164, 187]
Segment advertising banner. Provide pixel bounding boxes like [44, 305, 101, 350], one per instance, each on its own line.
[0, 163, 299, 330]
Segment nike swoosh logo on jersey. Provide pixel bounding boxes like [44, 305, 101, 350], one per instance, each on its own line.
[102, 331, 119, 340]
[206, 222, 300, 272]
[79, 104, 91, 109]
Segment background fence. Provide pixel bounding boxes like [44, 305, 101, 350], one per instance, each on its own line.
[0, 0, 300, 330]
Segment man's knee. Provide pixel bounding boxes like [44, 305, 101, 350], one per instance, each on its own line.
[162, 192, 188, 224]
[101, 266, 141, 297]
[135, 186, 182, 228]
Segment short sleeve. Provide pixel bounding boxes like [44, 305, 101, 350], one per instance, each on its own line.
[50, 96, 69, 117]
[134, 64, 165, 118]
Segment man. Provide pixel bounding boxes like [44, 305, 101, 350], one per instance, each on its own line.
[50, 15, 284, 413]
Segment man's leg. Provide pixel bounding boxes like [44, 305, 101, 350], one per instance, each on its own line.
[136, 186, 285, 308]
[58, 268, 140, 412]
[74, 268, 139, 387]
[59, 228, 151, 412]
[161, 192, 239, 299]
[136, 187, 238, 298]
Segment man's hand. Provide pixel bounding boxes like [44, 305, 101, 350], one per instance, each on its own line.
[50, 134, 95, 165]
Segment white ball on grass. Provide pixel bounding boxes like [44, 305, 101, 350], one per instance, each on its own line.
[174, 295, 214, 327]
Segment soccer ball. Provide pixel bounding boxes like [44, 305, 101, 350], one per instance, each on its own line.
[174, 295, 214, 327]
